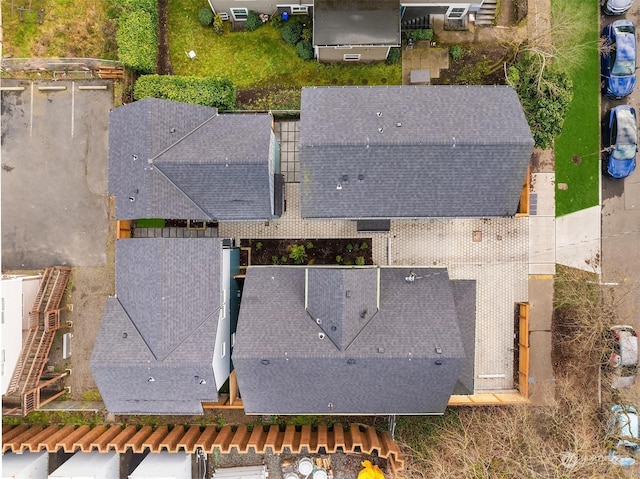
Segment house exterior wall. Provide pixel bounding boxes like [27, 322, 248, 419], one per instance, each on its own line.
[316, 46, 390, 62]
[129, 452, 191, 479]
[1, 275, 41, 395]
[49, 451, 119, 479]
[212, 248, 235, 389]
[268, 130, 278, 216]
[2, 451, 48, 479]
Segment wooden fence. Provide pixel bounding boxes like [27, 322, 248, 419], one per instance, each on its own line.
[2, 423, 404, 476]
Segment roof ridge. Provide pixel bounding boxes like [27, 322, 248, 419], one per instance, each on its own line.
[152, 163, 212, 220]
[157, 306, 221, 361]
[148, 110, 219, 163]
[116, 297, 159, 361]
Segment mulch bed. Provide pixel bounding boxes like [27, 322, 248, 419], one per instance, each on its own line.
[157, 0, 173, 75]
[241, 239, 373, 266]
[432, 44, 514, 86]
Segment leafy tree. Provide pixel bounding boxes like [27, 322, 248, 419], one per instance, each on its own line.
[281, 22, 303, 45]
[117, 10, 157, 73]
[507, 53, 573, 149]
[296, 41, 313, 60]
[199, 7, 214, 26]
[134, 75, 236, 109]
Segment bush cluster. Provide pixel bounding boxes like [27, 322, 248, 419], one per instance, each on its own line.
[386, 47, 401, 65]
[281, 22, 303, 45]
[296, 41, 313, 60]
[246, 10, 263, 31]
[449, 45, 464, 62]
[113, 0, 158, 73]
[134, 75, 237, 109]
[198, 7, 214, 26]
[405, 29, 434, 41]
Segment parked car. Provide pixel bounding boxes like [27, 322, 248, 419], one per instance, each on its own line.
[604, 0, 634, 15]
[604, 325, 638, 388]
[608, 404, 639, 467]
[605, 106, 638, 178]
[601, 20, 637, 99]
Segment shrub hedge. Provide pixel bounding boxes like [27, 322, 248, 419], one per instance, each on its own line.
[134, 75, 237, 109]
[117, 10, 158, 73]
[113, 0, 158, 73]
[296, 41, 314, 60]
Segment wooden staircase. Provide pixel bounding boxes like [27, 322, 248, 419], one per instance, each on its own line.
[5, 267, 71, 415]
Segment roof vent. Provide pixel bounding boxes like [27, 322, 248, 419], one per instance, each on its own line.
[360, 309, 367, 319]
[122, 332, 128, 339]
[376, 111, 382, 117]
[377, 347, 385, 354]
[435, 347, 443, 354]
[358, 174, 365, 182]
[346, 290, 351, 298]
[199, 379, 207, 385]
[337, 183, 342, 190]
[328, 403, 334, 412]
[128, 196, 136, 202]
[261, 359, 270, 365]
[452, 136, 456, 148]
[147, 377, 155, 382]
[170, 127, 176, 133]
[331, 326, 337, 332]
[396, 122, 402, 127]
[316, 318, 322, 324]
[318, 332, 326, 340]
[435, 360, 443, 365]
[132, 154, 138, 161]
[342, 175, 349, 182]
[347, 359, 356, 365]
[378, 127, 384, 134]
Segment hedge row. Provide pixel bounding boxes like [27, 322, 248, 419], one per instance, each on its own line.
[134, 75, 237, 110]
[114, 0, 158, 73]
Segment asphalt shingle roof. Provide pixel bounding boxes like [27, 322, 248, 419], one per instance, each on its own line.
[108, 98, 274, 221]
[233, 266, 476, 414]
[90, 238, 224, 414]
[314, 0, 401, 46]
[299, 86, 534, 219]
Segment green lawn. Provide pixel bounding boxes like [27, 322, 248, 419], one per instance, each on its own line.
[1, 0, 116, 59]
[552, 0, 600, 217]
[168, 1, 401, 91]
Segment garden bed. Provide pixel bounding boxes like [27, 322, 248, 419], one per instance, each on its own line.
[241, 239, 373, 266]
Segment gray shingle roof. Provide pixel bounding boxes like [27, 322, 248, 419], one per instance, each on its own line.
[90, 238, 224, 415]
[299, 86, 534, 219]
[233, 266, 476, 414]
[314, 0, 401, 46]
[108, 98, 275, 221]
[306, 268, 379, 350]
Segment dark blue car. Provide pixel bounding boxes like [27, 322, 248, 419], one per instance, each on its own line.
[601, 20, 637, 99]
[606, 105, 637, 179]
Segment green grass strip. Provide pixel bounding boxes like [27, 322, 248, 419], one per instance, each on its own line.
[135, 218, 165, 228]
[552, 0, 600, 217]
